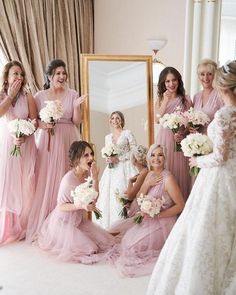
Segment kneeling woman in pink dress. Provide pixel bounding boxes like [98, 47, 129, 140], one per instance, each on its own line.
[108, 143, 185, 277]
[37, 141, 115, 263]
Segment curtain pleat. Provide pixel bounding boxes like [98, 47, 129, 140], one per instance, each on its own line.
[0, 0, 94, 93]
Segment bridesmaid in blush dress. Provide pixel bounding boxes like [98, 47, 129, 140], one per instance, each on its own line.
[0, 61, 37, 245]
[26, 59, 86, 242]
[155, 67, 192, 200]
[107, 144, 184, 277]
[192, 59, 224, 135]
[37, 141, 115, 263]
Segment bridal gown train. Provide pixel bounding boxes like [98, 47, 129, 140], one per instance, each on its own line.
[147, 105, 236, 295]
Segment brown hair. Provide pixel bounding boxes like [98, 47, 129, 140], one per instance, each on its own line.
[0, 60, 27, 94]
[69, 141, 94, 168]
[43, 59, 68, 89]
[157, 67, 186, 105]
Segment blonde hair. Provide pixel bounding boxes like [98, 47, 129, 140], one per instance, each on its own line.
[146, 144, 167, 170]
[216, 60, 236, 95]
[197, 59, 217, 77]
[130, 145, 148, 167]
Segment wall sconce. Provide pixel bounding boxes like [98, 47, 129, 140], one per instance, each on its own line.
[147, 39, 167, 84]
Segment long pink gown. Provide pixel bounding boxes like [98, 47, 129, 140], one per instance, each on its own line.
[193, 89, 223, 134]
[156, 97, 191, 200]
[191, 89, 224, 185]
[0, 93, 36, 244]
[37, 170, 115, 263]
[107, 170, 177, 277]
[26, 89, 80, 242]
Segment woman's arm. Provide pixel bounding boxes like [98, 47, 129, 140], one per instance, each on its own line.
[0, 95, 13, 117]
[155, 92, 170, 123]
[137, 171, 163, 196]
[158, 174, 185, 218]
[126, 169, 148, 200]
[195, 108, 235, 168]
[72, 94, 87, 126]
[27, 93, 38, 126]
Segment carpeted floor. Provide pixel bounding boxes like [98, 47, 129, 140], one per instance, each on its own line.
[0, 241, 150, 295]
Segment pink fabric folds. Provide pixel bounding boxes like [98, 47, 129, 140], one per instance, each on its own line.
[0, 93, 36, 245]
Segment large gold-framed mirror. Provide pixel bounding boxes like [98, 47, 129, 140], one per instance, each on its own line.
[80, 54, 154, 171]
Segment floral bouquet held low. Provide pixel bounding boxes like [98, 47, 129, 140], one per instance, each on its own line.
[71, 177, 102, 219]
[114, 189, 132, 219]
[159, 110, 186, 152]
[39, 100, 64, 151]
[181, 133, 213, 176]
[184, 107, 210, 131]
[8, 118, 36, 157]
[101, 144, 120, 168]
[134, 193, 165, 224]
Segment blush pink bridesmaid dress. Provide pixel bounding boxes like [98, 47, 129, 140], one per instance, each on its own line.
[37, 170, 115, 263]
[156, 97, 191, 200]
[107, 170, 177, 277]
[26, 89, 80, 242]
[0, 93, 37, 245]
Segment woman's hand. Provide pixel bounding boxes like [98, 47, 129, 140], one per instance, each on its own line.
[106, 156, 119, 164]
[13, 136, 25, 146]
[129, 174, 138, 184]
[7, 79, 22, 100]
[84, 201, 96, 212]
[90, 161, 99, 180]
[189, 126, 199, 134]
[174, 131, 184, 143]
[145, 172, 163, 187]
[73, 94, 88, 108]
[189, 157, 197, 168]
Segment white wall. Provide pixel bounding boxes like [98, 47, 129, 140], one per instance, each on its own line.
[94, 0, 187, 74]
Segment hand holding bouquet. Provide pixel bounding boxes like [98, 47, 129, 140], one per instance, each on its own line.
[71, 177, 102, 219]
[39, 100, 64, 135]
[133, 193, 165, 224]
[159, 109, 187, 152]
[181, 133, 213, 176]
[101, 144, 120, 168]
[8, 119, 36, 157]
[115, 189, 132, 219]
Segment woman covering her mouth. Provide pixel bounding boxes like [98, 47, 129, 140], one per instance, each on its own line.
[36, 140, 115, 263]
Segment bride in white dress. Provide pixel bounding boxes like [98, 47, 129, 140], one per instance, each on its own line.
[146, 60, 236, 295]
[95, 111, 137, 229]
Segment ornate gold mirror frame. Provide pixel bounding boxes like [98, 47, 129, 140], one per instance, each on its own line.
[80, 54, 154, 168]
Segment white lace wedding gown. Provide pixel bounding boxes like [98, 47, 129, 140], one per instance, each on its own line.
[147, 105, 236, 295]
[95, 129, 137, 229]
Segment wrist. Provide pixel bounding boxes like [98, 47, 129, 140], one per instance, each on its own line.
[7, 95, 14, 102]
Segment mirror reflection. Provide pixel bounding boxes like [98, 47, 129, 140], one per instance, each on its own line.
[81, 55, 154, 172]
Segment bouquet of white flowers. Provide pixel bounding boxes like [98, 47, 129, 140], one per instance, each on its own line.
[114, 189, 132, 219]
[101, 144, 120, 168]
[183, 107, 210, 129]
[159, 110, 186, 151]
[8, 119, 36, 157]
[181, 133, 213, 176]
[39, 100, 64, 135]
[133, 193, 165, 224]
[71, 177, 102, 219]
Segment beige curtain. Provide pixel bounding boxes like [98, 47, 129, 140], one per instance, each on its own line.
[0, 0, 94, 94]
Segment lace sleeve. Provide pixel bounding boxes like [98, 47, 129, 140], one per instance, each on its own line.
[197, 108, 236, 168]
